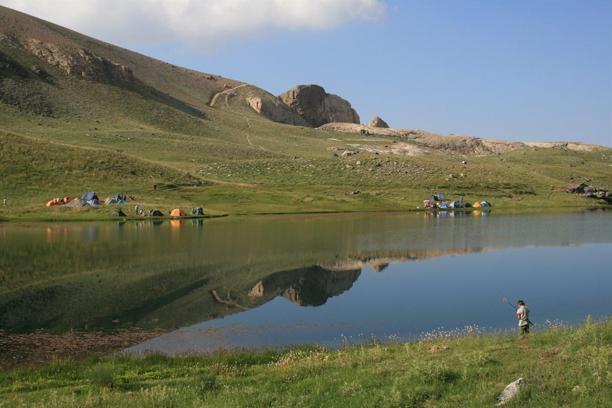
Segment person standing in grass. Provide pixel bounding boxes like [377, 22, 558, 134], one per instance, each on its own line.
[516, 300, 530, 336]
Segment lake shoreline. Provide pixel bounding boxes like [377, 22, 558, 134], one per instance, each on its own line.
[0, 204, 609, 223]
[1, 319, 609, 407]
[0, 318, 594, 371]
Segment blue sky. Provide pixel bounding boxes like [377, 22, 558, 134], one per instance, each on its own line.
[4, 0, 611, 145]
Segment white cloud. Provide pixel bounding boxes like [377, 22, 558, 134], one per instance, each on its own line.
[1, 0, 386, 48]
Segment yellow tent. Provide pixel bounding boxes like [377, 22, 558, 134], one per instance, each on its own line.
[472, 201, 482, 208]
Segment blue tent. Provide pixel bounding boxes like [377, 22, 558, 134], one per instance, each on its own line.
[81, 191, 98, 201]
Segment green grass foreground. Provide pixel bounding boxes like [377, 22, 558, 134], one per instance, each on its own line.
[1, 320, 610, 407]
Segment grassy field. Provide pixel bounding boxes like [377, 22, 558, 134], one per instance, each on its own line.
[1, 119, 610, 222]
[0, 319, 609, 407]
[2, 6, 611, 221]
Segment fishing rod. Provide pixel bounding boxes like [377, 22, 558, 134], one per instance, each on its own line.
[502, 297, 535, 326]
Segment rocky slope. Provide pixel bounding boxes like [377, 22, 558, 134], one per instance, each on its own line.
[278, 84, 360, 127]
[320, 122, 607, 156]
[0, 5, 242, 110]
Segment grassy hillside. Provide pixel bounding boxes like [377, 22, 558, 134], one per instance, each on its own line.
[1, 5, 611, 220]
[1, 319, 609, 407]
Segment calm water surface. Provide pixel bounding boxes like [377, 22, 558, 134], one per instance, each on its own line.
[1, 211, 610, 354]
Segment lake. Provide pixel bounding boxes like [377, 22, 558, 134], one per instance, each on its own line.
[1, 211, 611, 358]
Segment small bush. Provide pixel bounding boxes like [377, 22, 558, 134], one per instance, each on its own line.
[411, 362, 458, 385]
[198, 372, 218, 393]
[86, 363, 116, 388]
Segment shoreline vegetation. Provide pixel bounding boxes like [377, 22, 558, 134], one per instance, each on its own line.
[0, 319, 609, 407]
[0, 204, 610, 223]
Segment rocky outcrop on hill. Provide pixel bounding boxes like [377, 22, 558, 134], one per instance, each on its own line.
[246, 95, 308, 126]
[369, 116, 389, 128]
[278, 84, 360, 127]
[24, 39, 133, 82]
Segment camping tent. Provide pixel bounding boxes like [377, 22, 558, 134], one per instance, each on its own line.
[473, 201, 482, 208]
[480, 201, 492, 208]
[81, 192, 98, 201]
[45, 198, 61, 207]
[191, 207, 205, 216]
[81, 191, 99, 206]
[105, 193, 128, 205]
[149, 210, 164, 217]
[170, 208, 186, 218]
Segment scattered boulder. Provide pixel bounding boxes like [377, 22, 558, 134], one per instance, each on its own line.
[369, 116, 389, 128]
[278, 84, 360, 127]
[564, 183, 611, 203]
[496, 378, 524, 406]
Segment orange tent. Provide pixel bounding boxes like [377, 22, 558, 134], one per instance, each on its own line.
[170, 208, 185, 218]
[46, 198, 61, 207]
[472, 201, 482, 208]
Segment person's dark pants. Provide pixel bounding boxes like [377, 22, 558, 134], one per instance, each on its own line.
[519, 325, 530, 336]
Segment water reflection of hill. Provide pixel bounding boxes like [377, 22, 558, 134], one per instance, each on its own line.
[0, 212, 610, 334]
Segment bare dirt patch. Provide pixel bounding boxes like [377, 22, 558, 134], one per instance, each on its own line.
[0, 329, 165, 369]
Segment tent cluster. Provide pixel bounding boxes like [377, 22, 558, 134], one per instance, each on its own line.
[44, 191, 207, 219]
[46, 191, 102, 208]
[131, 206, 205, 218]
[169, 207, 205, 217]
[422, 192, 492, 210]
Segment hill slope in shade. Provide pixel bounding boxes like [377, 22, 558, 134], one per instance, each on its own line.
[0, 5, 611, 218]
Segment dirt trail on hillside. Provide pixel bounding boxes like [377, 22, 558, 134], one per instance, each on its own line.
[209, 85, 271, 153]
[207, 84, 249, 107]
